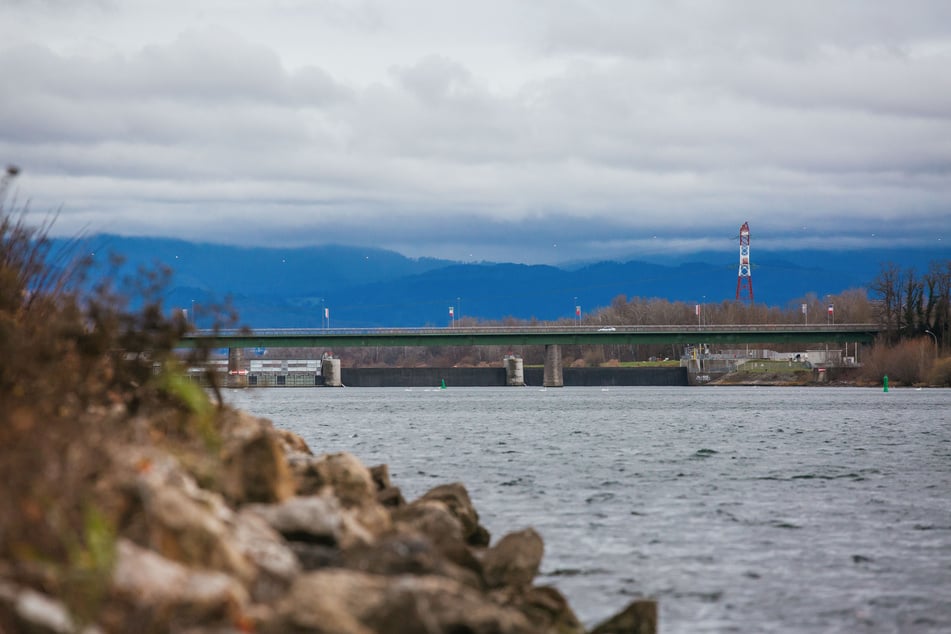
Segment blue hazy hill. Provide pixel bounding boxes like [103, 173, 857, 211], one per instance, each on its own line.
[59, 235, 948, 328]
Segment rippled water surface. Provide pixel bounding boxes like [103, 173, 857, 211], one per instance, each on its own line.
[225, 386, 951, 633]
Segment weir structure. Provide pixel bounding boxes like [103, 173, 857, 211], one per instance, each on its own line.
[182, 324, 881, 388]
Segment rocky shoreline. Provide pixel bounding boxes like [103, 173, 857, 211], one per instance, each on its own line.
[1, 405, 655, 634]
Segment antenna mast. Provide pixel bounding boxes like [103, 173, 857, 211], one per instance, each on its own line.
[735, 221, 754, 303]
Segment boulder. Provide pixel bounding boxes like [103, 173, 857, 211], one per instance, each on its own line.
[272, 570, 535, 634]
[369, 464, 406, 507]
[341, 533, 482, 589]
[481, 528, 544, 590]
[274, 428, 312, 456]
[393, 500, 464, 544]
[107, 539, 248, 632]
[368, 464, 392, 490]
[512, 586, 585, 634]
[244, 495, 343, 546]
[319, 452, 378, 506]
[287, 542, 343, 571]
[419, 482, 491, 546]
[285, 452, 328, 497]
[376, 485, 407, 508]
[134, 463, 256, 585]
[118, 449, 299, 602]
[347, 501, 393, 541]
[245, 493, 386, 551]
[589, 599, 658, 634]
[231, 510, 300, 602]
[0, 579, 102, 634]
[391, 500, 483, 579]
[217, 410, 295, 505]
[271, 569, 380, 634]
[288, 451, 376, 506]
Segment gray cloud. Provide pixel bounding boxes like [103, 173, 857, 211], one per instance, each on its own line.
[1, 1, 948, 263]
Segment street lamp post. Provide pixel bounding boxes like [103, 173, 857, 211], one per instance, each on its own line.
[925, 329, 938, 356]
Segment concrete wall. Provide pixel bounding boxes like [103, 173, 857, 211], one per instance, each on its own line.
[198, 366, 688, 387]
[339, 366, 687, 388]
[342, 367, 507, 388]
[526, 367, 688, 387]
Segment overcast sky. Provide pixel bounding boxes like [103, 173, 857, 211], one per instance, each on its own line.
[2, 1, 950, 263]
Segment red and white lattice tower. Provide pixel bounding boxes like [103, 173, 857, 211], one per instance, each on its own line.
[735, 221, 754, 303]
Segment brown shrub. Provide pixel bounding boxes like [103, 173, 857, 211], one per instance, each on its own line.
[927, 357, 951, 387]
[582, 347, 605, 366]
[859, 339, 933, 386]
[0, 167, 232, 619]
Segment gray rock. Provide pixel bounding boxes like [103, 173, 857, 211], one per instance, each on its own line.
[110, 539, 248, 630]
[215, 410, 296, 504]
[134, 463, 256, 584]
[419, 482, 491, 546]
[232, 510, 300, 602]
[589, 599, 658, 634]
[0, 579, 103, 634]
[274, 570, 534, 634]
[482, 528, 544, 590]
[391, 500, 483, 579]
[341, 533, 482, 589]
[288, 451, 376, 505]
[245, 495, 343, 546]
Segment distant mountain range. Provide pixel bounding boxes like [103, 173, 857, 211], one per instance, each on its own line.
[55, 234, 948, 328]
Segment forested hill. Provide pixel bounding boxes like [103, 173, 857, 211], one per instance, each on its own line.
[55, 234, 947, 328]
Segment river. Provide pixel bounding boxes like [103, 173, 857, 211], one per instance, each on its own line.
[223, 386, 951, 633]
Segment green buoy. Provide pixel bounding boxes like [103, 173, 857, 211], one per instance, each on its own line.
[883, 375, 889, 392]
[440, 379, 447, 390]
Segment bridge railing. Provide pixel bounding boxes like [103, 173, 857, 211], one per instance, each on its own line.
[187, 323, 879, 338]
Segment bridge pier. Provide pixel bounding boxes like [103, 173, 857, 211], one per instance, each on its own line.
[504, 355, 524, 386]
[321, 355, 342, 387]
[227, 348, 248, 388]
[543, 344, 563, 387]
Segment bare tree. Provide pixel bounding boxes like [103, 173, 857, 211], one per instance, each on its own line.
[924, 261, 950, 352]
[870, 262, 902, 341]
[900, 268, 924, 338]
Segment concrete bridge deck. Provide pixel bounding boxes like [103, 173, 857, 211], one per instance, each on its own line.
[180, 323, 880, 349]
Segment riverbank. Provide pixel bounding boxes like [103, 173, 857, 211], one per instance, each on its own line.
[708, 365, 895, 387]
[1, 397, 655, 633]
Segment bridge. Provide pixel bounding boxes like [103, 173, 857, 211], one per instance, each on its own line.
[181, 323, 880, 387]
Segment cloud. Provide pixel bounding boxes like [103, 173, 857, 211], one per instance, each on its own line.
[0, 1, 949, 263]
